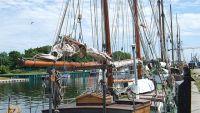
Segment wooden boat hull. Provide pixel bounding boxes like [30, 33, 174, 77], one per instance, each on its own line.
[42, 100, 151, 113]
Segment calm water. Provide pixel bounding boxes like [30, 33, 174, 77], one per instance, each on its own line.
[0, 73, 96, 113]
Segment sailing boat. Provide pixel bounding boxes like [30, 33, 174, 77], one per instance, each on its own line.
[18, 0, 179, 113]
[19, 0, 152, 113]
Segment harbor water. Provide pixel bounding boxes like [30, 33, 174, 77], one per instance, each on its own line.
[0, 72, 96, 113]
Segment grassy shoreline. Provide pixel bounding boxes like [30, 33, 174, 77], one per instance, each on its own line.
[191, 69, 200, 92]
[0, 70, 47, 76]
[0, 69, 90, 76]
[0, 77, 10, 80]
[195, 79, 200, 92]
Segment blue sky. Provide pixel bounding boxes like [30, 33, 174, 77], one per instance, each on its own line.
[0, 0, 199, 61]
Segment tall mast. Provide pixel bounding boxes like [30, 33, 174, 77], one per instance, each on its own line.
[157, 0, 164, 61]
[161, 0, 166, 62]
[176, 14, 181, 64]
[134, 0, 142, 79]
[102, 0, 113, 87]
[179, 25, 181, 62]
[158, 0, 166, 62]
[170, 4, 174, 66]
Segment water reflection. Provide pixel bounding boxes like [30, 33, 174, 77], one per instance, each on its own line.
[0, 73, 96, 113]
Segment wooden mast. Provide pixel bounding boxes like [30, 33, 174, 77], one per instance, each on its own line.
[134, 0, 142, 79]
[102, 0, 113, 87]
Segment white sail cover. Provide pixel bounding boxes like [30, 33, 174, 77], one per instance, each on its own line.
[87, 48, 112, 63]
[33, 35, 113, 63]
[129, 79, 155, 94]
[112, 59, 133, 68]
[112, 59, 142, 69]
[33, 53, 57, 61]
[32, 35, 138, 69]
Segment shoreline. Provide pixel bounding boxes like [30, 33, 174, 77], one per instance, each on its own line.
[0, 70, 91, 77]
[0, 78, 29, 83]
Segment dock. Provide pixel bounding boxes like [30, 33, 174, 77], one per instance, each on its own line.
[0, 78, 29, 83]
[191, 69, 200, 113]
[192, 81, 200, 113]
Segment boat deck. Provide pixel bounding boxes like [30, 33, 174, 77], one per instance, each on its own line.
[42, 99, 151, 113]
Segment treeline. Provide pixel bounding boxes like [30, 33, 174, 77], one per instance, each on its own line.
[0, 45, 131, 74]
[0, 45, 51, 74]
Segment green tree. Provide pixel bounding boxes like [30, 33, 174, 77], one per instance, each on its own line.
[64, 55, 95, 62]
[36, 45, 51, 54]
[8, 51, 21, 69]
[24, 48, 38, 58]
[0, 65, 9, 74]
[112, 51, 131, 61]
[0, 52, 9, 66]
[24, 45, 51, 58]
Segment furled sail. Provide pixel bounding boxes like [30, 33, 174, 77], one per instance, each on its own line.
[112, 59, 142, 69]
[33, 35, 112, 64]
[22, 35, 136, 69]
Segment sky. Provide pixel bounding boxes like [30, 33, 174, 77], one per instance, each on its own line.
[0, 0, 200, 62]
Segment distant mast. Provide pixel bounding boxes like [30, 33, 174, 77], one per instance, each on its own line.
[170, 4, 174, 66]
[158, 0, 163, 61]
[134, 0, 142, 79]
[176, 14, 181, 65]
[161, 0, 166, 62]
[158, 0, 166, 62]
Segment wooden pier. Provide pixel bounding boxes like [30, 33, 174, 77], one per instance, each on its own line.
[0, 78, 29, 83]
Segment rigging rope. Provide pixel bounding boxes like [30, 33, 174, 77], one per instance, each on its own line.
[54, 0, 71, 45]
[53, 0, 66, 45]
[94, 0, 99, 50]
[90, 0, 95, 48]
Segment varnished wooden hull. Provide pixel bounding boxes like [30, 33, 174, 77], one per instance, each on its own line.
[42, 100, 151, 113]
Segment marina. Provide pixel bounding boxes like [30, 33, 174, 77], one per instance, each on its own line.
[0, 0, 200, 113]
[0, 71, 198, 113]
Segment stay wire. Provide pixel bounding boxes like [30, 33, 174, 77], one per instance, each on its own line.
[90, 0, 95, 47]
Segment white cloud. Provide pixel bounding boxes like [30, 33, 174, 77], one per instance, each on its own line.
[0, 0, 63, 52]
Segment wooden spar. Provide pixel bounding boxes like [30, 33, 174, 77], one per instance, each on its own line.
[113, 79, 134, 83]
[134, 0, 142, 79]
[19, 59, 104, 71]
[102, 0, 113, 87]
